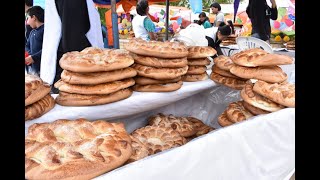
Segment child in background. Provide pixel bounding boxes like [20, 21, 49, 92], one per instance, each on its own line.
[25, 6, 44, 75]
[198, 12, 212, 29]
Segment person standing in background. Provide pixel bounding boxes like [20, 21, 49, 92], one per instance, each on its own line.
[210, 2, 224, 27]
[132, 0, 157, 41]
[197, 12, 212, 29]
[204, 23, 232, 56]
[25, 6, 45, 75]
[25, 0, 33, 44]
[246, 0, 278, 42]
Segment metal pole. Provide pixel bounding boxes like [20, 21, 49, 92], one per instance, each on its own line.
[165, 0, 169, 41]
[111, 0, 119, 48]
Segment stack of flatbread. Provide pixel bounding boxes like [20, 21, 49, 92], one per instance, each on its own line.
[218, 80, 295, 127]
[221, 35, 237, 46]
[127, 113, 214, 163]
[125, 38, 189, 92]
[54, 47, 137, 106]
[182, 46, 217, 82]
[25, 74, 55, 121]
[286, 41, 295, 50]
[210, 55, 247, 90]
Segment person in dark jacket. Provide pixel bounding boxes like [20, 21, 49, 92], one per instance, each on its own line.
[25, 0, 33, 44]
[246, 0, 278, 41]
[25, 6, 44, 75]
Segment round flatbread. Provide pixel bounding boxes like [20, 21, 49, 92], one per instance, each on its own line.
[210, 72, 246, 90]
[125, 38, 188, 58]
[25, 74, 51, 106]
[187, 58, 211, 66]
[131, 53, 188, 68]
[242, 101, 270, 115]
[55, 88, 133, 106]
[186, 65, 207, 75]
[218, 110, 234, 127]
[213, 55, 234, 71]
[134, 76, 181, 85]
[212, 65, 240, 79]
[59, 47, 134, 73]
[181, 72, 208, 82]
[54, 78, 135, 95]
[132, 64, 188, 80]
[60, 67, 137, 85]
[25, 94, 55, 121]
[187, 46, 217, 59]
[126, 136, 149, 163]
[132, 81, 183, 92]
[226, 101, 254, 123]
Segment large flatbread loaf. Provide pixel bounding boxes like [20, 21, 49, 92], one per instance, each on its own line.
[25, 74, 51, 106]
[59, 47, 134, 73]
[241, 81, 285, 112]
[213, 55, 234, 71]
[186, 65, 207, 75]
[132, 64, 188, 80]
[210, 72, 246, 90]
[187, 46, 217, 59]
[253, 80, 295, 107]
[125, 38, 188, 58]
[61, 68, 137, 85]
[212, 65, 240, 79]
[126, 136, 149, 163]
[132, 81, 183, 92]
[131, 53, 188, 68]
[187, 58, 211, 66]
[230, 65, 288, 83]
[242, 101, 270, 115]
[54, 78, 135, 95]
[25, 94, 55, 121]
[218, 110, 234, 127]
[134, 76, 181, 85]
[25, 119, 132, 180]
[55, 88, 133, 106]
[231, 48, 293, 67]
[182, 72, 208, 82]
[226, 101, 253, 123]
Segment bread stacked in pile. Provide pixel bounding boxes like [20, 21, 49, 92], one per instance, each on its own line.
[25, 114, 214, 179]
[125, 38, 189, 92]
[181, 46, 217, 82]
[54, 47, 137, 106]
[218, 80, 295, 127]
[128, 113, 214, 163]
[286, 41, 295, 50]
[214, 48, 295, 127]
[210, 55, 247, 90]
[25, 74, 55, 121]
[221, 34, 237, 46]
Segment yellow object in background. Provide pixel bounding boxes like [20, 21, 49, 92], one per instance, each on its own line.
[119, 30, 123, 34]
[275, 35, 282, 42]
[283, 36, 290, 42]
[124, 29, 128, 35]
[161, 28, 166, 33]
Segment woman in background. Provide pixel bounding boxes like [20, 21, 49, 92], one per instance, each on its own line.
[132, 0, 157, 41]
[197, 12, 212, 29]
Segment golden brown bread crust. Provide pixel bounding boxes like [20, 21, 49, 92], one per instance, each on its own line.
[60, 68, 137, 85]
[54, 78, 135, 95]
[125, 38, 188, 58]
[148, 113, 196, 137]
[134, 76, 181, 85]
[240, 81, 285, 112]
[186, 65, 207, 75]
[132, 64, 188, 80]
[212, 65, 240, 79]
[132, 81, 183, 92]
[187, 46, 217, 59]
[226, 101, 254, 123]
[181, 72, 208, 82]
[253, 80, 295, 107]
[25, 94, 55, 121]
[242, 101, 270, 115]
[25, 119, 132, 180]
[218, 110, 234, 127]
[131, 125, 186, 155]
[25, 74, 51, 106]
[55, 88, 133, 106]
[186, 117, 214, 137]
[210, 72, 246, 90]
[126, 136, 149, 163]
[230, 65, 288, 83]
[213, 55, 234, 71]
[231, 48, 293, 67]
[59, 48, 134, 73]
[187, 58, 211, 66]
[131, 53, 188, 68]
